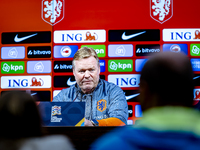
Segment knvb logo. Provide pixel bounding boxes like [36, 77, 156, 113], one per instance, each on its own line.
[190, 44, 200, 56]
[54, 45, 78, 58]
[108, 74, 140, 87]
[81, 45, 106, 57]
[27, 46, 51, 58]
[27, 61, 51, 73]
[163, 29, 200, 41]
[54, 30, 106, 43]
[108, 44, 133, 57]
[136, 44, 160, 56]
[108, 60, 133, 72]
[1, 61, 25, 74]
[1, 47, 25, 59]
[54, 61, 73, 72]
[1, 76, 51, 89]
[163, 44, 188, 55]
[42, 0, 64, 26]
[150, 0, 173, 24]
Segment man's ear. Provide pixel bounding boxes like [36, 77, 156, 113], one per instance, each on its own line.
[72, 67, 75, 76]
[98, 65, 100, 74]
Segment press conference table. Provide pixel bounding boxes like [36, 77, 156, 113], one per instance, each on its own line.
[43, 126, 116, 150]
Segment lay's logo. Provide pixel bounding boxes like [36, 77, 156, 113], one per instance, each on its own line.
[97, 99, 106, 112]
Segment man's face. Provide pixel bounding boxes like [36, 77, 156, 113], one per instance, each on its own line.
[73, 56, 100, 94]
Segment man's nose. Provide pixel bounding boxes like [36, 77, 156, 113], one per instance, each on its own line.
[84, 70, 90, 78]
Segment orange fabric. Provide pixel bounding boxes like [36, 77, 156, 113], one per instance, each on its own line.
[97, 117, 126, 126]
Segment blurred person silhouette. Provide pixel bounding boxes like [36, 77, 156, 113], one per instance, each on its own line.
[0, 90, 74, 150]
[90, 51, 200, 150]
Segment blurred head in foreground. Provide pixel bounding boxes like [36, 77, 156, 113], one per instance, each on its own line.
[139, 52, 194, 111]
[0, 91, 42, 139]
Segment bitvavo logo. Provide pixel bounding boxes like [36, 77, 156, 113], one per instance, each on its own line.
[1, 61, 25, 74]
[108, 60, 133, 72]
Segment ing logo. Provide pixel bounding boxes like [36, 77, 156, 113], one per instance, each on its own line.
[42, 0, 64, 25]
[84, 32, 98, 41]
[194, 30, 200, 39]
[30, 77, 44, 86]
[97, 99, 107, 112]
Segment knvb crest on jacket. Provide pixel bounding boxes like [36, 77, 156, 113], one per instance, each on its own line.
[97, 99, 107, 112]
[150, 0, 173, 24]
[42, 0, 64, 26]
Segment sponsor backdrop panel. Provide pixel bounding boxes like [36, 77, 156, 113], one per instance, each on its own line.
[1, 75, 51, 89]
[0, 0, 53, 99]
[1, 0, 200, 124]
[1, 60, 52, 75]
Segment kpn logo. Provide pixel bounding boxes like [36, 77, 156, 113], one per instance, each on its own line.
[1, 61, 25, 74]
[190, 44, 200, 56]
[81, 45, 106, 57]
[108, 60, 133, 72]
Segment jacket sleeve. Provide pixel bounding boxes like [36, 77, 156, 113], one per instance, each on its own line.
[100, 85, 128, 125]
[97, 117, 126, 126]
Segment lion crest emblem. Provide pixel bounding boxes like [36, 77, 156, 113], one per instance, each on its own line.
[150, 0, 173, 24]
[42, 0, 64, 25]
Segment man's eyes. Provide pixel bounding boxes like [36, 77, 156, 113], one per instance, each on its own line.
[78, 69, 95, 73]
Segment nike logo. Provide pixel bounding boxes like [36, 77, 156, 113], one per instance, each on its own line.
[14, 33, 38, 42]
[193, 76, 200, 80]
[121, 31, 146, 40]
[67, 77, 76, 86]
[31, 92, 37, 96]
[126, 93, 140, 100]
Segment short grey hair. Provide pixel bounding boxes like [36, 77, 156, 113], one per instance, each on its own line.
[72, 47, 99, 69]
